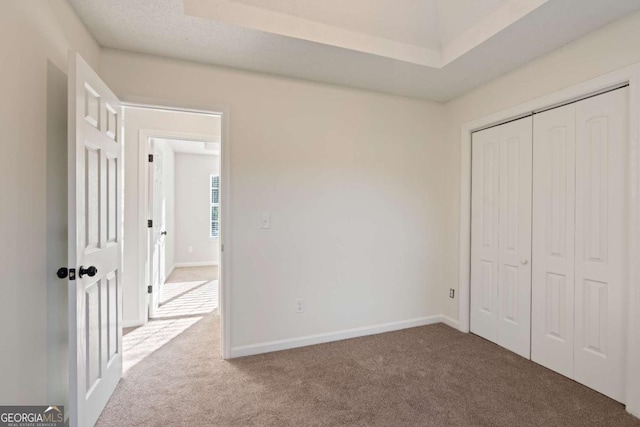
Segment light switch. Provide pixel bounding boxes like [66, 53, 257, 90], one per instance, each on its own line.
[261, 214, 271, 229]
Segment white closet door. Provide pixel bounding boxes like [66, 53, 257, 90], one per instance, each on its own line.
[471, 126, 500, 343]
[574, 87, 628, 403]
[497, 117, 532, 358]
[531, 103, 576, 377]
[471, 117, 532, 357]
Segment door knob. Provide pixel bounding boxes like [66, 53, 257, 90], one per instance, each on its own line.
[79, 265, 98, 278]
[161, 231, 167, 236]
[521, 259, 529, 265]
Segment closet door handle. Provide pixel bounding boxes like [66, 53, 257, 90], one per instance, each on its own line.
[521, 259, 529, 265]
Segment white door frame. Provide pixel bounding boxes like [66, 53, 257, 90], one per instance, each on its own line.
[138, 129, 219, 321]
[125, 100, 232, 360]
[458, 64, 640, 416]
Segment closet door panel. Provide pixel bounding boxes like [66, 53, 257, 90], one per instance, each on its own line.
[471, 127, 500, 343]
[574, 87, 628, 403]
[531, 103, 576, 377]
[497, 117, 532, 358]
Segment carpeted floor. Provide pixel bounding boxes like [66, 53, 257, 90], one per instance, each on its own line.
[101, 287, 640, 426]
[121, 266, 218, 375]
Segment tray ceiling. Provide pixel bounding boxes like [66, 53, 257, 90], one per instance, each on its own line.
[68, 0, 640, 101]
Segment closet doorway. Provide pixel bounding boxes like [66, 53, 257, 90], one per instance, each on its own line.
[470, 87, 629, 403]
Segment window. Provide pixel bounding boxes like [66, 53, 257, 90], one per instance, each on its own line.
[210, 175, 220, 238]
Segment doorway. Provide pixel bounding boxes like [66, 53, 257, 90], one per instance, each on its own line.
[147, 136, 221, 320]
[120, 105, 227, 367]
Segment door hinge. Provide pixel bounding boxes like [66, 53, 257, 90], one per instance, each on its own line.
[147, 285, 152, 294]
[148, 219, 153, 228]
[148, 154, 154, 162]
[221, 244, 224, 252]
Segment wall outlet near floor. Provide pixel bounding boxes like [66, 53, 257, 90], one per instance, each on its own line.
[449, 289, 455, 299]
[188, 246, 193, 253]
[296, 298, 304, 313]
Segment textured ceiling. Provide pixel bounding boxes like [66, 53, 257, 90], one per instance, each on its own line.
[68, 0, 640, 101]
[182, 0, 540, 66]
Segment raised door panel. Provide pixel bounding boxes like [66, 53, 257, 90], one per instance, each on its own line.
[574, 87, 628, 403]
[531, 103, 576, 377]
[497, 117, 532, 358]
[470, 126, 500, 343]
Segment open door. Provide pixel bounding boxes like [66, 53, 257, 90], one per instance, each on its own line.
[148, 139, 165, 318]
[68, 52, 123, 427]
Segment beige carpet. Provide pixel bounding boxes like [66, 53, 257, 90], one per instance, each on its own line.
[165, 266, 218, 284]
[102, 305, 640, 426]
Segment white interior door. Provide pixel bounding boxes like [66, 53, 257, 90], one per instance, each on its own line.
[496, 117, 532, 358]
[574, 87, 628, 403]
[471, 116, 532, 358]
[531, 103, 576, 378]
[148, 140, 164, 318]
[471, 126, 500, 343]
[68, 52, 122, 427]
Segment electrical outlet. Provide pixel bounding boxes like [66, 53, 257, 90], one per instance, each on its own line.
[296, 299, 304, 313]
[449, 289, 455, 299]
[188, 246, 193, 253]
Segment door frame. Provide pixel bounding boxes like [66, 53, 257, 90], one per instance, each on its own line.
[126, 100, 232, 360]
[138, 129, 220, 320]
[458, 64, 640, 416]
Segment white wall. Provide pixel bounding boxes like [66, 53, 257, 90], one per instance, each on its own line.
[100, 49, 448, 350]
[441, 9, 640, 322]
[0, 0, 100, 408]
[174, 153, 220, 266]
[122, 108, 220, 326]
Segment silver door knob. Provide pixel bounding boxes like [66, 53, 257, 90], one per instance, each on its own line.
[521, 259, 528, 265]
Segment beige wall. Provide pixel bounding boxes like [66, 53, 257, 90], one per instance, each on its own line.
[442, 10, 640, 320]
[100, 49, 448, 349]
[0, 0, 100, 407]
[6, 0, 640, 409]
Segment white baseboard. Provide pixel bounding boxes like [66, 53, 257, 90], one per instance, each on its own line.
[440, 315, 460, 330]
[164, 264, 176, 282]
[230, 315, 443, 358]
[123, 318, 145, 329]
[174, 261, 218, 268]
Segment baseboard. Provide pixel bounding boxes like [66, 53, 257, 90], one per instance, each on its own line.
[164, 264, 176, 282]
[123, 318, 145, 328]
[230, 315, 443, 358]
[440, 315, 460, 330]
[173, 261, 218, 268]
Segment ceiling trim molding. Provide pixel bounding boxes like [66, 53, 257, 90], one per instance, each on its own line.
[184, 0, 442, 67]
[442, 0, 548, 64]
[184, 0, 547, 68]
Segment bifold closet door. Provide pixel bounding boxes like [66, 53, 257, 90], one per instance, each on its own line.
[471, 117, 532, 358]
[531, 87, 628, 403]
[574, 88, 628, 403]
[531, 102, 576, 378]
